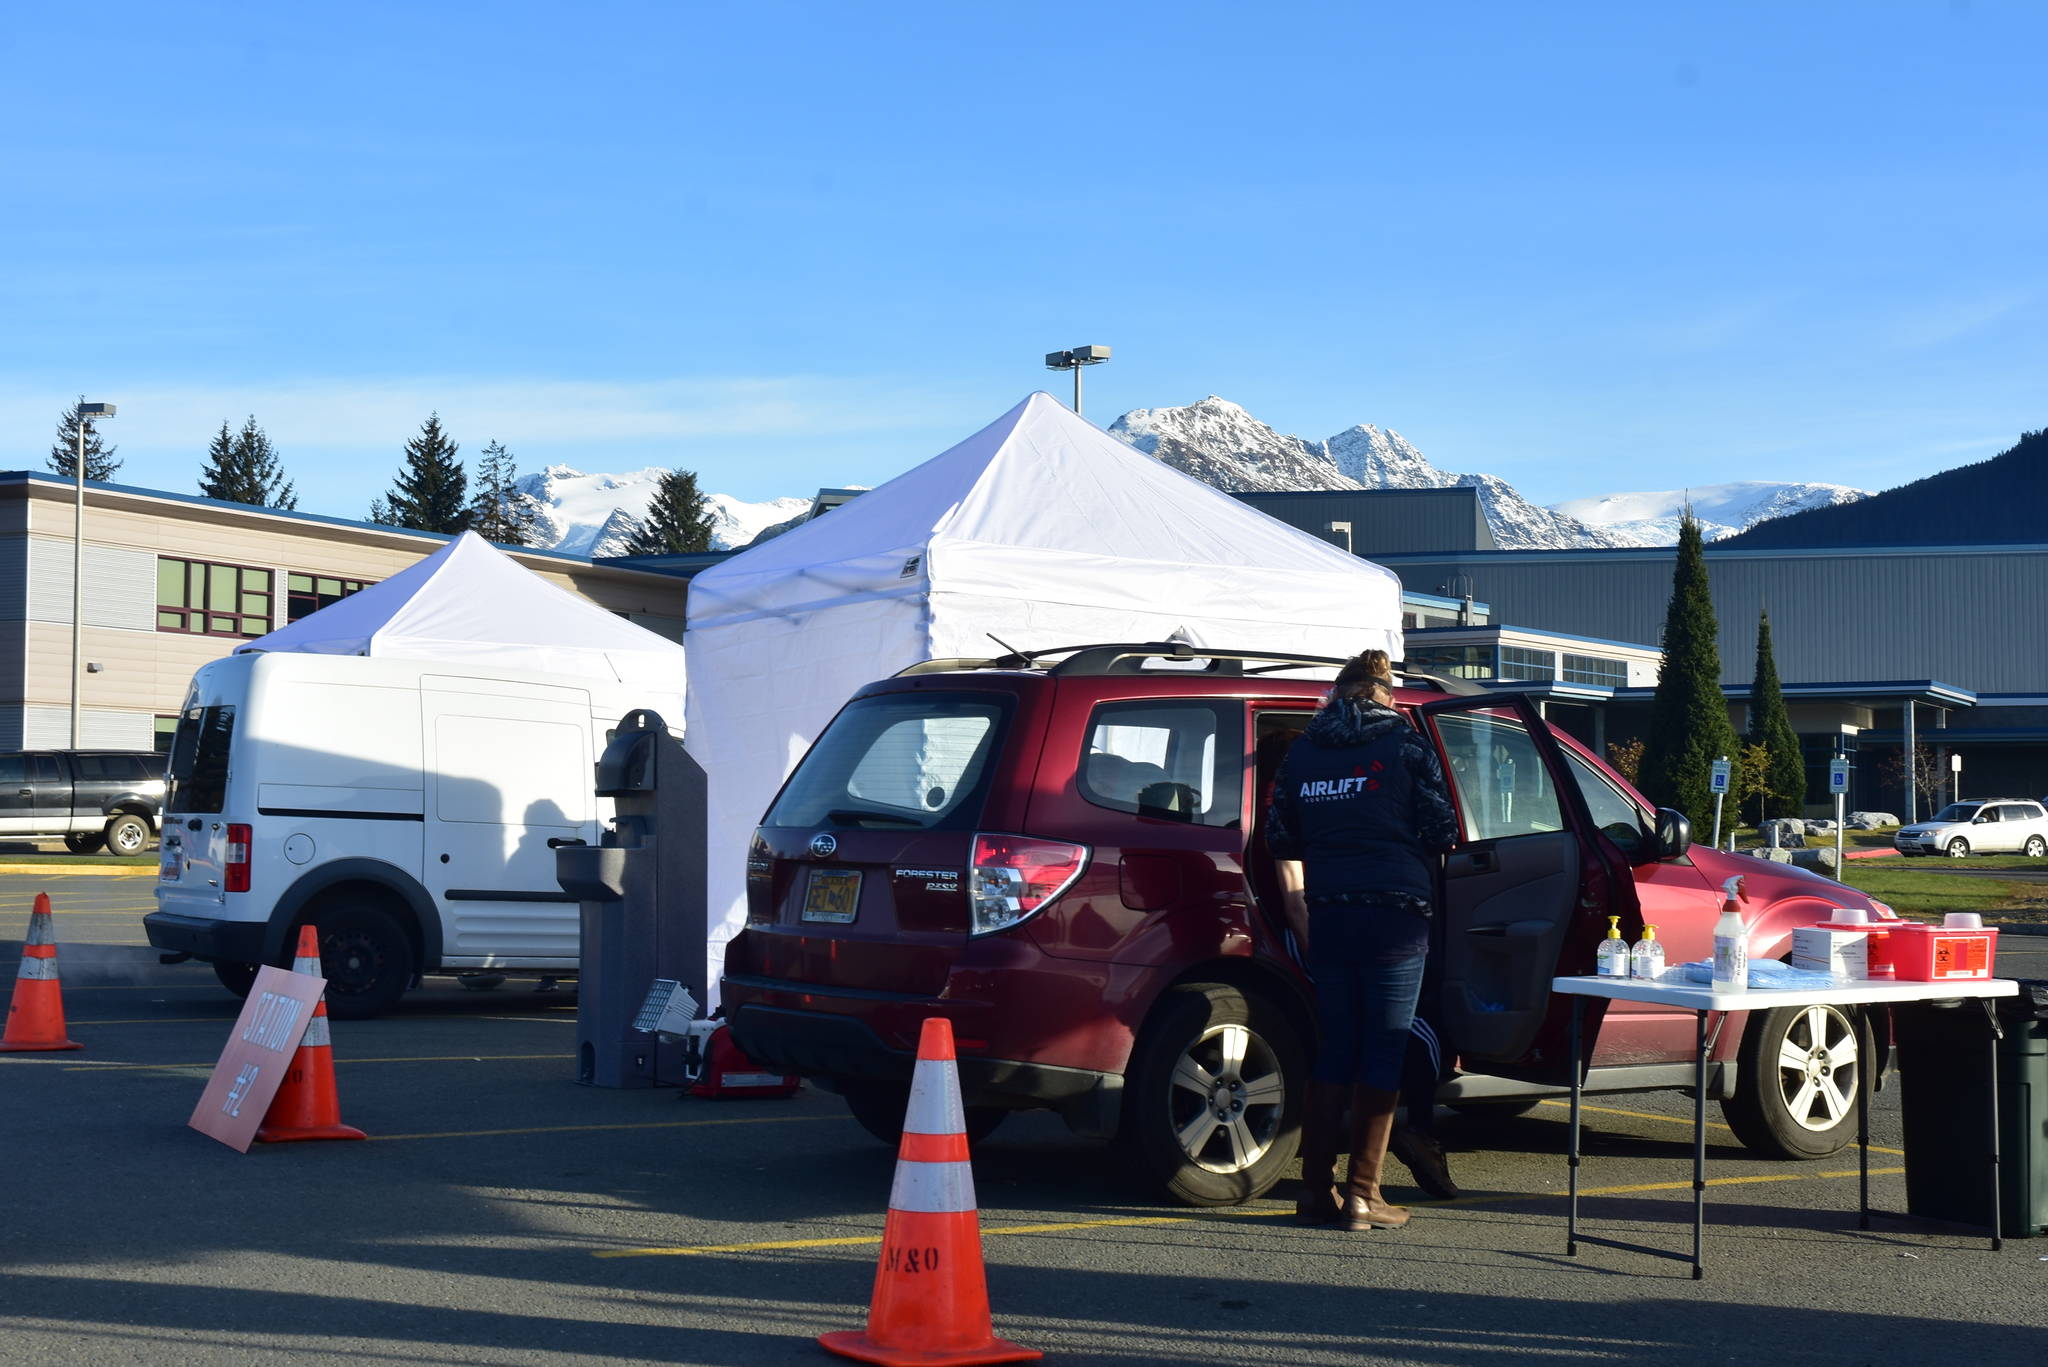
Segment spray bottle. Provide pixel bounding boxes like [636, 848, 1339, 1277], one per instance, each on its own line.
[1596, 915, 1630, 977]
[1631, 924, 1665, 981]
[1712, 876, 1748, 991]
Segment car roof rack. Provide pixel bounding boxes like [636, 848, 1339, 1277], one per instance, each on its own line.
[895, 641, 1487, 695]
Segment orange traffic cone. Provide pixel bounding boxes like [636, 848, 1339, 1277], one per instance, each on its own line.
[255, 925, 365, 1143]
[819, 1017, 1039, 1366]
[1, 893, 81, 1053]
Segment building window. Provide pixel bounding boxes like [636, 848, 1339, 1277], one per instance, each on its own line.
[156, 558, 272, 637]
[154, 715, 179, 754]
[1498, 646, 1557, 682]
[1407, 645, 1494, 680]
[1561, 653, 1627, 688]
[288, 573, 375, 623]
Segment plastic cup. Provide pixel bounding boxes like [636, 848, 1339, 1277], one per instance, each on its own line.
[1944, 912, 1984, 929]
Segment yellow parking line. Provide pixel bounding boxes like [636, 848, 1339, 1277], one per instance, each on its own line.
[63, 1053, 573, 1072]
[0, 864, 158, 876]
[1539, 1098, 1906, 1156]
[376, 1114, 836, 1143]
[595, 1165, 1912, 1259]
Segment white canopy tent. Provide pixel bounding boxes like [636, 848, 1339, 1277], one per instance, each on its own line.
[238, 531, 686, 692]
[685, 391, 1404, 1001]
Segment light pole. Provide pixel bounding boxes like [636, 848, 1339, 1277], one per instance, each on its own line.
[71, 401, 115, 748]
[1325, 520, 1354, 554]
[1044, 345, 1111, 416]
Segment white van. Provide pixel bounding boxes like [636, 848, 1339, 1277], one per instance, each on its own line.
[144, 650, 683, 1017]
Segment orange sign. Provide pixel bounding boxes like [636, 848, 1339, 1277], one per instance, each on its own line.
[189, 965, 326, 1152]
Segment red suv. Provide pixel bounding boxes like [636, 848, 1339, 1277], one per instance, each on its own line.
[722, 644, 1891, 1205]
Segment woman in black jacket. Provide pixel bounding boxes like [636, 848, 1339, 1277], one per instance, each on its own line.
[1266, 649, 1458, 1230]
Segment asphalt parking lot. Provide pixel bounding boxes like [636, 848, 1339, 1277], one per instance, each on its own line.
[4, 869, 2047, 1366]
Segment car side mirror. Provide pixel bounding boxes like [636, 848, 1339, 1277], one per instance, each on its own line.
[1654, 808, 1692, 860]
[1973, 815, 1991, 824]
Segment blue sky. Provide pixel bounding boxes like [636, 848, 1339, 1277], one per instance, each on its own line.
[3, 2, 2042, 514]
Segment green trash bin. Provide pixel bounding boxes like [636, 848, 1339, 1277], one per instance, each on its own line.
[1894, 981, 2048, 1238]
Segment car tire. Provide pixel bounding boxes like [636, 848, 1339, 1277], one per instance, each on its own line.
[103, 814, 150, 857]
[212, 959, 260, 998]
[1721, 1003, 1867, 1160]
[1946, 837, 1971, 859]
[303, 903, 416, 1019]
[64, 832, 106, 854]
[2026, 836, 2046, 859]
[839, 1080, 1008, 1147]
[1117, 983, 1303, 1206]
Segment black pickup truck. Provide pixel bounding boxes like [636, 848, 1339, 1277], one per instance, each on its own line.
[0, 750, 166, 855]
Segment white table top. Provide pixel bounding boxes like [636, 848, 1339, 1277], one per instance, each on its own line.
[1551, 973, 2019, 1012]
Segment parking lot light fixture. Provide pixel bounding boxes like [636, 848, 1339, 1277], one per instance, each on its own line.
[71, 400, 115, 748]
[1044, 345, 1111, 417]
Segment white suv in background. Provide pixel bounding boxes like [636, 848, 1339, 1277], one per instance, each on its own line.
[1894, 799, 2048, 858]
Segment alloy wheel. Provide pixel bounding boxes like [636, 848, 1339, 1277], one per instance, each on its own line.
[1166, 1022, 1287, 1173]
[1774, 1004, 1860, 1132]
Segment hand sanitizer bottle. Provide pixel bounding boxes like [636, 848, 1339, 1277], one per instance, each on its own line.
[1596, 915, 1630, 977]
[1631, 924, 1664, 980]
[1712, 876, 1748, 991]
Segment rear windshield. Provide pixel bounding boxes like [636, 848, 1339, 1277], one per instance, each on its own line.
[765, 692, 1011, 832]
[167, 706, 235, 814]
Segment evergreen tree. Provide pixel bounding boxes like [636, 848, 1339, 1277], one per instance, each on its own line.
[1638, 511, 1742, 832]
[48, 398, 121, 480]
[365, 495, 396, 525]
[1745, 609, 1806, 820]
[465, 439, 548, 546]
[380, 413, 468, 533]
[622, 467, 716, 556]
[198, 415, 297, 509]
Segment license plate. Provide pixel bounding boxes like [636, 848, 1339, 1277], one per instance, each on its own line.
[801, 869, 861, 924]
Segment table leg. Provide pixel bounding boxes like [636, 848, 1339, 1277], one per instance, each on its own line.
[1692, 1009, 1708, 1281]
[1983, 998, 2004, 1252]
[1858, 1007, 1873, 1230]
[1567, 995, 1583, 1257]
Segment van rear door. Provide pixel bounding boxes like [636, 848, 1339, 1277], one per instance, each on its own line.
[159, 703, 238, 909]
[421, 679, 595, 965]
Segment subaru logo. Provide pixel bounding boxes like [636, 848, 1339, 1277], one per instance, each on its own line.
[810, 832, 838, 859]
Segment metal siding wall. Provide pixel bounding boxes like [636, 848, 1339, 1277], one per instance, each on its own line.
[1387, 549, 2048, 693]
[0, 534, 26, 622]
[26, 538, 159, 630]
[1236, 490, 1492, 556]
[23, 704, 152, 750]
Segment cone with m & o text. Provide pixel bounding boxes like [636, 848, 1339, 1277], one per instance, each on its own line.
[1, 893, 81, 1052]
[818, 1016, 1039, 1366]
[255, 925, 365, 1143]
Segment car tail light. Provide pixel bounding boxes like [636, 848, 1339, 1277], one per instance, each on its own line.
[225, 824, 252, 893]
[970, 834, 1088, 936]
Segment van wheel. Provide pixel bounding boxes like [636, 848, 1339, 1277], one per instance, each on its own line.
[64, 832, 106, 854]
[1721, 1004, 1865, 1159]
[307, 905, 415, 1020]
[103, 814, 150, 857]
[1119, 983, 1303, 1206]
[212, 960, 259, 998]
[840, 1081, 1008, 1146]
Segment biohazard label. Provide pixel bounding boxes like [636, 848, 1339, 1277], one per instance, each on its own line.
[1933, 935, 1990, 978]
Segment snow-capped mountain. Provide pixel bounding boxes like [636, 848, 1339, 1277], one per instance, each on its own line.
[1108, 398, 1628, 550]
[515, 464, 808, 556]
[1551, 481, 1871, 545]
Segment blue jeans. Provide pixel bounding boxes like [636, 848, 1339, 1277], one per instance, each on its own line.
[1307, 902, 1430, 1089]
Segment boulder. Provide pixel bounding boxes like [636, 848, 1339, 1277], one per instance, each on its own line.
[1845, 818, 1876, 830]
[1790, 846, 1841, 873]
[1804, 819, 1838, 837]
[1849, 812, 1899, 829]
[1744, 846, 1795, 863]
[1759, 819, 1805, 848]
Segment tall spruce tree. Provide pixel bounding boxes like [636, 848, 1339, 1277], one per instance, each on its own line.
[380, 413, 468, 533]
[1638, 511, 1742, 832]
[622, 467, 716, 556]
[198, 415, 297, 509]
[465, 439, 547, 546]
[1745, 609, 1807, 820]
[48, 398, 122, 480]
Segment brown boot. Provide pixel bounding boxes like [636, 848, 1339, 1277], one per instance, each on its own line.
[1388, 1123, 1460, 1200]
[1341, 1086, 1411, 1230]
[1293, 1081, 1348, 1225]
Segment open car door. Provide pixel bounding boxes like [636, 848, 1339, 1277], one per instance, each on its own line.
[1414, 693, 1641, 1084]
